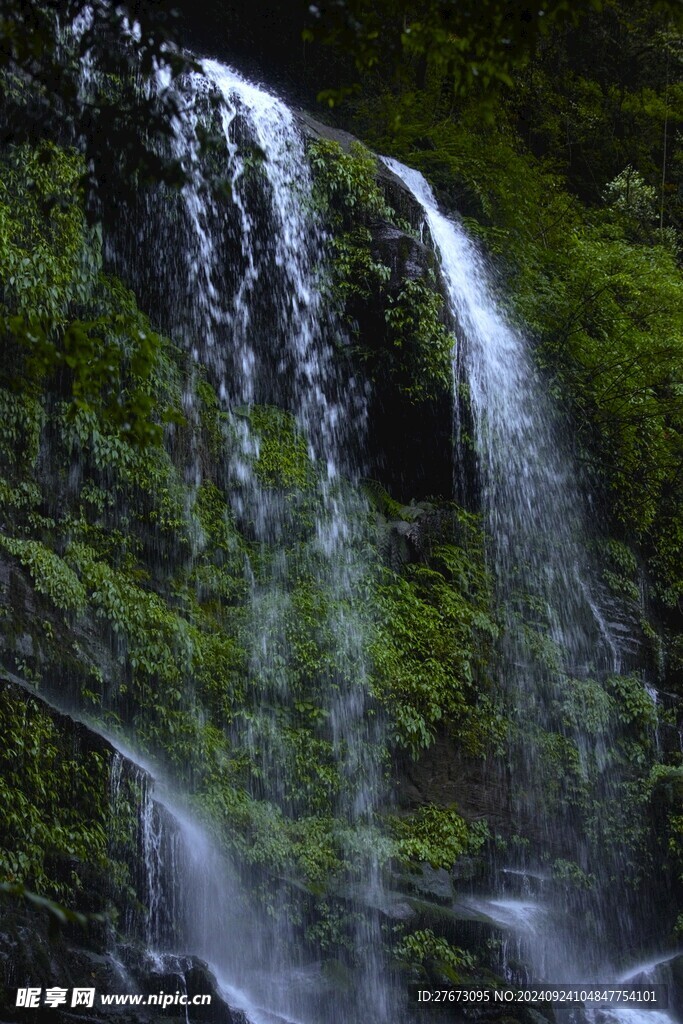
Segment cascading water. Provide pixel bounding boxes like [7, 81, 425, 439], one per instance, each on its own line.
[95, 46, 394, 1024]
[104, 722, 404, 1024]
[383, 156, 678, 1013]
[58, 10, 678, 1018]
[107, 743, 270, 1019]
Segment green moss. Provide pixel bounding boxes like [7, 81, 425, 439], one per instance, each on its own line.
[370, 509, 500, 757]
[0, 144, 170, 443]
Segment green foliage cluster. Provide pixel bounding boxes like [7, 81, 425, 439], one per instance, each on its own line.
[244, 405, 313, 489]
[605, 674, 659, 735]
[391, 805, 488, 871]
[394, 927, 475, 980]
[0, 687, 109, 903]
[0, 144, 168, 443]
[195, 372, 231, 460]
[305, 0, 607, 109]
[370, 507, 500, 756]
[309, 140, 395, 328]
[328, 227, 391, 306]
[518, 233, 683, 607]
[384, 279, 454, 401]
[0, 143, 92, 322]
[656, 775, 683, 904]
[0, 0, 192, 210]
[514, 3, 683, 221]
[0, 391, 43, 476]
[309, 139, 394, 229]
[600, 538, 641, 604]
[310, 139, 454, 402]
[0, 537, 87, 613]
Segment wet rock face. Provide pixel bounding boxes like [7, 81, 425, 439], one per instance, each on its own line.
[625, 954, 683, 1021]
[396, 730, 513, 837]
[297, 109, 455, 502]
[671, 955, 683, 1019]
[0, 912, 246, 1024]
[368, 223, 435, 289]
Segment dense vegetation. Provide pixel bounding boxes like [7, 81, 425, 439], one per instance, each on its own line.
[0, 0, 682, 1008]
[342, 1, 683, 627]
[0, 69, 499, 981]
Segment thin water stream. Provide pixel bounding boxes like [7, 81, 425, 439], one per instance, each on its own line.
[383, 155, 679, 1018]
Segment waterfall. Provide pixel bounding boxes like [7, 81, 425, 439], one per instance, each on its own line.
[105, 725, 401, 1024]
[381, 159, 620, 679]
[94, 48, 393, 1023]
[382, 156, 677, 1009]
[49, 9, 676, 1016]
[107, 744, 280, 1021]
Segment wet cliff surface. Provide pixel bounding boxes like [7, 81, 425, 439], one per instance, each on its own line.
[0, 8, 681, 1024]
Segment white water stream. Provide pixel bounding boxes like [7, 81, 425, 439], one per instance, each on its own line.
[382, 156, 680, 1021]
[95, 53, 393, 1024]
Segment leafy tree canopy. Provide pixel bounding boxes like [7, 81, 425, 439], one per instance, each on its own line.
[0, 0, 192, 203]
[304, 0, 605, 105]
[303, 0, 683, 113]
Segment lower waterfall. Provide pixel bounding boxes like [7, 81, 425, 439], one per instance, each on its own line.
[108, 743, 300, 1022]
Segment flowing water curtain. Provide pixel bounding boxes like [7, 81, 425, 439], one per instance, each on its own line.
[382, 156, 670, 987]
[162, 65, 388, 1013]
[106, 745, 263, 1005]
[108, 752, 171, 948]
[81, 32, 395, 1020]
